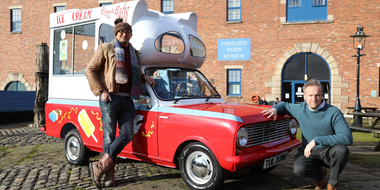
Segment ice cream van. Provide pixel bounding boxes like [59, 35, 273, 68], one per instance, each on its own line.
[45, 0, 301, 189]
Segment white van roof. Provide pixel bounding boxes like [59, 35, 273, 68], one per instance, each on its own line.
[49, 0, 206, 68]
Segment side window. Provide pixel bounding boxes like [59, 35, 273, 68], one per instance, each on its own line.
[73, 23, 96, 75]
[287, 0, 327, 22]
[227, 0, 241, 21]
[11, 9, 21, 32]
[189, 35, 206, 58]
[53, 23, 95, 75]
[227, 69, 241, 95]
[99, 24, 114, 45]
[162, 0, 174, 14]
[148, 69, 172, 100]
[154, 31, 184, 54]
[53, 27, 73, 75]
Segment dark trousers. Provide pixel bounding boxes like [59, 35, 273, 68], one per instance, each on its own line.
[99, 94, 136, 162]
[293, 144, 349, 187]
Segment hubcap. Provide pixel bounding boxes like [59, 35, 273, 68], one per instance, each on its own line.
[67, 136, 79, 160]
[186, 150, 213, 184]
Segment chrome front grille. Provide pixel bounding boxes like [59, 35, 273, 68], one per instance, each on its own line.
[245, 119, 290, 147]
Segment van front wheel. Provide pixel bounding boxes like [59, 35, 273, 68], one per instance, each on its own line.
[179, 142, 225, 190]
[64, 129, 90, 165]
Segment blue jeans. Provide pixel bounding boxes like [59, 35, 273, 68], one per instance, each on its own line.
[99, 94, 136, 162]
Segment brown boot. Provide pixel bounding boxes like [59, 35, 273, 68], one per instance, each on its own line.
[327, 183, 337, 190]
[315, 167, 327, 189]
[104, 167, 115, 187]
[89, 153, 114, 188]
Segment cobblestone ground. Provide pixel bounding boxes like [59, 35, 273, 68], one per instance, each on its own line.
[0, 128, 63, 146]
[0, 128, 184, 190]
[2, 127, 380, 190]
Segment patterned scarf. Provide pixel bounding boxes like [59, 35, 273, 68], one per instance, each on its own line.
[112, 39, 141, 98]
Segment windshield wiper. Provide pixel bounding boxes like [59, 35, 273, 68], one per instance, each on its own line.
[173, 94, 203, 104]
[204, 93, 219, 102]
[174, 95, 188, 104]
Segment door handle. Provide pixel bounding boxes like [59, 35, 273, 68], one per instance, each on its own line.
[160, 116, 169, 119]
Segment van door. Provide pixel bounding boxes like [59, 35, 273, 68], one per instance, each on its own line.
[122, 89, 159, 158]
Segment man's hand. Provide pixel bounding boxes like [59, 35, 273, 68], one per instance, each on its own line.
[304, 140, 316, 158]
[262, 108, 278, 121]
[101, 90, 112, 101]
[144, 75, 155, 87]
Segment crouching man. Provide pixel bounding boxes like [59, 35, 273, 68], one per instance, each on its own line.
[262, 79, 353, 190]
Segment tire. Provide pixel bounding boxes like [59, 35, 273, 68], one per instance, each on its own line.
[64, 129, 90, 165]
[249, 164, 277, 174]
[179, 142, 225, 190]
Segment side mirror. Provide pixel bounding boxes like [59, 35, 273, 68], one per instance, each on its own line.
[139, 95, 151, 109]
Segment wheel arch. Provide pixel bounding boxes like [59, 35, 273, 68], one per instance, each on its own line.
[173, 138, 221, 168]
[60, 122, 78, 138]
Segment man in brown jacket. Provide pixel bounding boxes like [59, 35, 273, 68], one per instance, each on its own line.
[85, 18, 154, 188]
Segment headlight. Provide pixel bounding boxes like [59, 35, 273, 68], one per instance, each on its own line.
[288, 119, 298, 138]
[237, 127, 248, 148]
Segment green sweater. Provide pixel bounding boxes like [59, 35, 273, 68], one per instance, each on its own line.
[273, 101, 353, 150]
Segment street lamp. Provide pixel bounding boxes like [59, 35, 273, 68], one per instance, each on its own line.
[350, 26, 370, 115]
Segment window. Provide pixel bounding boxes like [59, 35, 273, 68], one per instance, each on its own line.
[146, 68, 219, 100]
[99, 24, 114, 45]
[54, 6, 65, 12]
[162, 0, 174, 14]
[11, 9, 21, 32]
[288, 0, 300, 7]
[155, 31, 184, 54]
[227, 0, 241, 21]
[5, 81, 27, 91]
[313, 0, 325, 6]
[73, 24, 96, 74]
[100, 3, 112, 7]
[287, 0, 327, 22]
[53, 23, 95, 75]
[189, 35, 206, 58]
[227, 69, 241, 95]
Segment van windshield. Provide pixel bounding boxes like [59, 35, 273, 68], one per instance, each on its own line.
[146, 68, 220, 100]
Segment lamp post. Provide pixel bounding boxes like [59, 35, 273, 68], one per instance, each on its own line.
[350, 26, 370, 117]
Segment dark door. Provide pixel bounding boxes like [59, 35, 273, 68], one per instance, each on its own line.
[294, 83, 305, 104]
[282, 53, 330, 104]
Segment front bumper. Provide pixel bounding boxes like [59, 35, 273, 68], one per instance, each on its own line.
[224, 139, 301, 171]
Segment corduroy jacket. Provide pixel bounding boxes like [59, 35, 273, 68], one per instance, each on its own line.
[85, 42, 143, 97]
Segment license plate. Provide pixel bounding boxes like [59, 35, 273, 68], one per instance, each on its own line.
[263, 152, 287, 169]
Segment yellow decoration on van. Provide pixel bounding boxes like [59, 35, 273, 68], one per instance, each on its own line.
[91, 111, 103, 131]
[142, 121, 154, 137]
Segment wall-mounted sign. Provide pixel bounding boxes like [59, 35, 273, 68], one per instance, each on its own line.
[218, 38, 251, 61]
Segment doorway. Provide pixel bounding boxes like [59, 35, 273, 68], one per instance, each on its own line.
[282, 53, 330, 104]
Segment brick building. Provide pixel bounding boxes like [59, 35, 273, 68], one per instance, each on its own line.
[1, 0, 379, 111]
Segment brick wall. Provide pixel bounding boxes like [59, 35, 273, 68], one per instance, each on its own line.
[145, 0, 380, 110]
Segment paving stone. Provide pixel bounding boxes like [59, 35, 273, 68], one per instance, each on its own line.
[1, 125, 380, 190]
